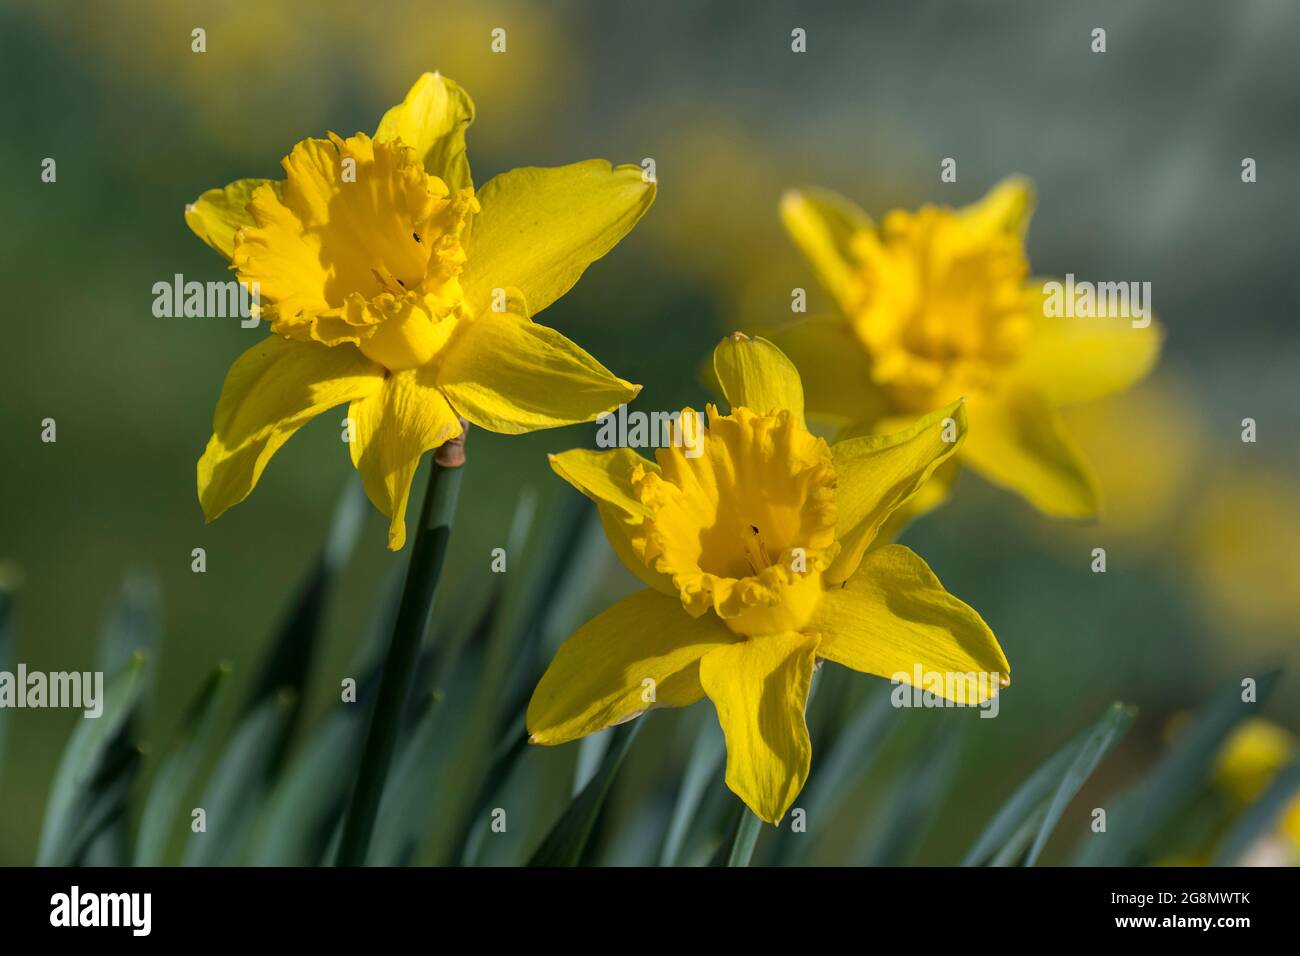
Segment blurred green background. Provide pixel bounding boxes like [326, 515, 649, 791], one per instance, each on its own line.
[1, 0, 1297, 865]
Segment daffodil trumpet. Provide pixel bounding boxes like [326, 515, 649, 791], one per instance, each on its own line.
[185, 71, 654, 550]
[777, 177, 1163, 523]
[528, 333, 1011, 825]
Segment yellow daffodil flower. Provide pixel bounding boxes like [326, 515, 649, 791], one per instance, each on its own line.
[527, 334, 1010, 824]
[185, 73, 654, 548]
[778, 177, 1163, 519]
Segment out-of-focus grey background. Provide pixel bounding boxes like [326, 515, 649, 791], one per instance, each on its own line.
[1, 0, 1296, 864]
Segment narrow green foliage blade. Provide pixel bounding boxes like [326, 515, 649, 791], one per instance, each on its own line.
[964, 702, 1135, 866]
[97, 571, 161, 678]
[726, 804, 763, 867]
[451, 725, 530, 865]
[988, 806, 1047, 866]
[249, 701, 371, 865]
[777, 684, 896, 864]
[35, 651, 148, 865]
[527, 718, 645, 866]
[365, 693, 446, 865]
[244, 479, 366, 765]
[1093, 671, 1281, 865]
[1023, 702, 1136, 865]
[78, 573, 161, 865]
[855, 721, 963, 866]
[181, 690, 297, 865]
[134, 663, 232, 865]
[660, 713, 726, 866]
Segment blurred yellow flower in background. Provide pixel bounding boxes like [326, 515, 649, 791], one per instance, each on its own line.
[1215, 719, 1300, 863]
[1054, 379, 1201, 544]
[631, 119, 797, 310]
[341, 1, 576, 157]
[778, 178, 1163, 521]
[14, 0, 570, 161]
[528, 334, 1009, 823]
[1217, 718, 1294, 804]
[1019, 377, 1203, 559]
[185, 73, 654, 548]
[1186, 469, 1300, 647]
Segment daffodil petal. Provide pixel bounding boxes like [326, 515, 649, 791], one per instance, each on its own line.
[963, 386, 1100, 518]
[348, 368, 462, 550]
[527, 588, 736, 745]
[827, 400, 966, 583]
[460, 159, 656, 316]
[712, 334, 805, 425]
[957, 175, 1035, 239]
[185, 178, 279, 260]
[765, 317, 888, 426]
[810, 544, 1009, 704]
[1016, 281, 1164, 406]
[779, 187, 872, 313]
[548, 448, 675, 594]
[437, 304, 639, 434]
[374, 72, 475, 189]
[871, 456, 962, 547]
[548, 447, 656, 521]
[198, 337, 384, 522]
[699, 631, 819, 825]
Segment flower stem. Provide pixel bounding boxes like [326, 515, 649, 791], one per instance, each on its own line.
[335, 426, 467, 866]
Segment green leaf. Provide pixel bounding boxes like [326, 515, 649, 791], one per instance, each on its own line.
[1213, 757, 1300, 865]
[364, 537, 513, 866]
[369, 586, 504, 866]
[248, 702, 370, 866]
[1080, 671, 1281, 865]
[726, 804, 763, 867]
[182, 690, 297, 866]
[660, 713, 725, 866]
[573, 732, 612, 796]
[986, 807, 1044, 866]
[420, 496, 602, 864]
[449, 723, 530, 865]
[964, 701, 1135, 867]
[65, 744, 145, 866]
[965, 745, 1077, 866]
[77, 573, 162, 866]
[1131, 671, 1280, 852]
[134, 663, 232, 865]
[1024, 702, 1136, 865]
[855, 721, 962, 866]
[97, 571, 161, 679]
[365, 693, 448, 865]
[36, 651, 148, 865]
[777, 683, 896, 864]
[527, 718, 644, 866]
[494, 495, 602, 738]
[253, 560, 414, 867]
[244, 479, 367, 763]
[200, 478, 365, 867]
